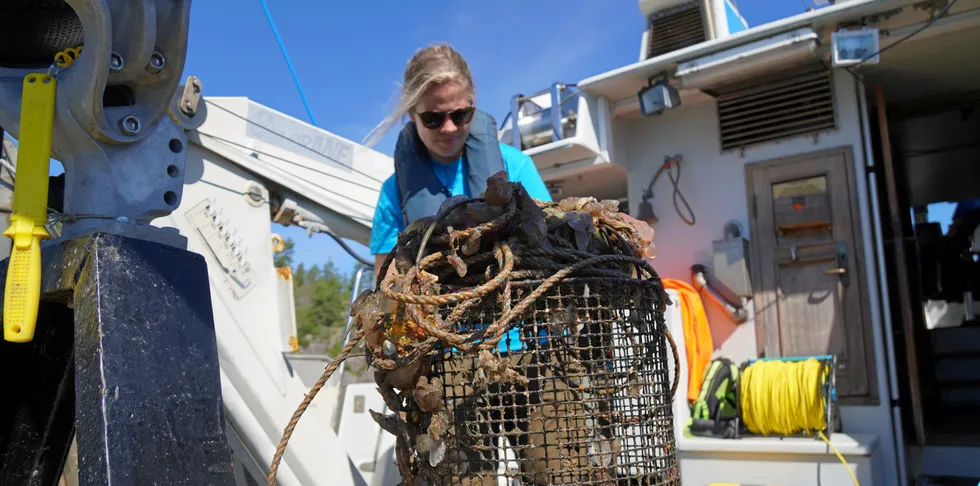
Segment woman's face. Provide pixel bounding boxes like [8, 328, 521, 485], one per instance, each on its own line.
[411, 81, 474, 163]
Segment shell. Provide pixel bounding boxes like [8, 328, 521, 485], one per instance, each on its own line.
[384, 360, 421, 390]
[413, 377, 444, 412]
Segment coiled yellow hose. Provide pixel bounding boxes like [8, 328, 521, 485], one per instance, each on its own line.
[740, 358, 859, 486]
[741, 358, 827, 435]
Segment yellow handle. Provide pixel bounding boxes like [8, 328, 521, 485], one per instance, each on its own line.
[2, 72, 56, 343]
[3, 217, 48, 342]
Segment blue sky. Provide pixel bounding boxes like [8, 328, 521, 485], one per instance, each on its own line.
[178, 0, 809, 275]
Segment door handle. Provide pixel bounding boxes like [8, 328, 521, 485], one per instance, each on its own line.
[826, 241, 850, 287]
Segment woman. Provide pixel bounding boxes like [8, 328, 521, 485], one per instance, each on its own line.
[366, 43, 578, 484]
[367, 42, 551, 275]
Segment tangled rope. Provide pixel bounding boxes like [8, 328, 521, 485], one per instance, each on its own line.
[267, 172, 677, 485]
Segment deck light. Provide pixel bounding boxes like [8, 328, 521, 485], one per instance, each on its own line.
[831, 27, 880, 67]
[638, 72, 680, 117]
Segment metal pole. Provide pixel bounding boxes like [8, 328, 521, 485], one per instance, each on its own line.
[550, 82, 564, 143]
[336, 264, 369, 383]
[510, 93, 524, 150]
[330, 264, 369, 433]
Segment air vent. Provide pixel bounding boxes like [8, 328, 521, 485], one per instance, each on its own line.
[717, 70, 836, 151]
[647, 2, 706, 59]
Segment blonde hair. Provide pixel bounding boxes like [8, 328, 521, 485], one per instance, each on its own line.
[365, 43, 475, 147]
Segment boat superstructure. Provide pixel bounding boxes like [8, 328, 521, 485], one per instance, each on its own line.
[498, 0, 980, 484]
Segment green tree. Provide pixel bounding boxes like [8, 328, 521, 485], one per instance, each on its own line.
[294, 262, 307, 287]
[294, 261, 352, 350]
[274, 237, 295, 268]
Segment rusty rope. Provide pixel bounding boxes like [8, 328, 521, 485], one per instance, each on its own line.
[267, 327, 365, 486]
[383, 243, 515, 307]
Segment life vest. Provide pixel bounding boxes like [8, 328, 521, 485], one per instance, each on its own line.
[393, 109, 505, 225]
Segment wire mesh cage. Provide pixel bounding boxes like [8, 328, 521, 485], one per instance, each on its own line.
[357, 173, 680, 486]
[423, 276, 680, 485]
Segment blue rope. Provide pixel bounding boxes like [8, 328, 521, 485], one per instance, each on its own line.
[257, 0, 318, 126]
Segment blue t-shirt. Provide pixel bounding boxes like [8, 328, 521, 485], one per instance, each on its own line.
[370, 142, 551, 354]
[369, 142, 552, 255]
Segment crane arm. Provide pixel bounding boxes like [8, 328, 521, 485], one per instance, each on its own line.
[173, 90, 391, 249]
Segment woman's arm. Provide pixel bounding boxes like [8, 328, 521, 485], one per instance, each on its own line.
[370, 177, 403, 283]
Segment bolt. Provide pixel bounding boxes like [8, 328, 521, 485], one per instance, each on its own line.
[110, 52, 124, 72]
[119, 115, 141, 135]
[146, 51, 166, 74]
[247, 186, 263, 202]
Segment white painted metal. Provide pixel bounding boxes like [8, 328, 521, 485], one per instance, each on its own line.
[337, 383, 398, 485]
[143, 97, 395, 485]
[580, 0, 917, 102]
[674, 27, 820, 91]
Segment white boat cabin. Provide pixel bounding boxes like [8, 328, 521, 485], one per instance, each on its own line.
[499, 0, 980, 484]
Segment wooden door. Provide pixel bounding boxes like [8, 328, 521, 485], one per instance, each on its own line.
[747, 147, 878, 404]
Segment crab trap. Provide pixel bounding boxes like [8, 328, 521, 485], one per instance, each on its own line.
[354, 172, 681, 486]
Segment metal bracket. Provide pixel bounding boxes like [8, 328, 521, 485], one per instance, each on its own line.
[272, 197, 299, 225]
[0, 0, 194, 246]
[169, 75, 208, 130]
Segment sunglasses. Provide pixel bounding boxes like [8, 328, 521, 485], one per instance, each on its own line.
[416, 107, 475, 130]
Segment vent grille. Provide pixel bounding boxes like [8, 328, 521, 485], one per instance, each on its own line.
[647, 2, 706, 59]
[717, 70, 836, 151]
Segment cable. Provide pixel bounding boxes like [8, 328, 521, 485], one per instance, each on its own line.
[5, 139, 374, 230]
[320, 226, 373, 267]
[740, 358, 859, 486]
[665, 158, 696, 225]
[861, 0, 957, 68]
[196, 179, 375, 266]
[257, 0, 318, 127]
[644, 155, 696, 226]
[196, 131, 377, 213]
[838, 0, 959, 84]
[204, 100, 386, 185]
[295, 219, 372, 266]
[177, 177, 376, 265]
[196, 130, 381, 193]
